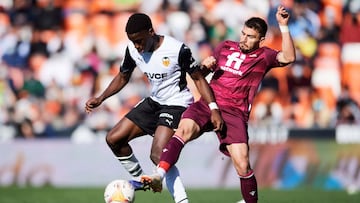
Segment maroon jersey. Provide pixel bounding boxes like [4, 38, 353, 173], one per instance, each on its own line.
[210, 40, 281, 119]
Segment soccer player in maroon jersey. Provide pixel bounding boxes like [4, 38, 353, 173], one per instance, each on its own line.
[141, 5, 295, 203]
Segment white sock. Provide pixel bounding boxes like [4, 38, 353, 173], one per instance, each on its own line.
[165, 166, 188, 203]
[117, 153, 144, 177]
[156, 167, 166, 179]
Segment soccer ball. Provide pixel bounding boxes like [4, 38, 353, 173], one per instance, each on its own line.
[104, 179, 135, 203]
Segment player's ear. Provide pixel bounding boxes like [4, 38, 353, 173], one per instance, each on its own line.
[148, 28, 154, 34]
[259, 36, 265, 45]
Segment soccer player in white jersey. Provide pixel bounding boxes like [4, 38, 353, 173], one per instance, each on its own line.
[141, 6, 295, 203]
[85, 13, 223, 203]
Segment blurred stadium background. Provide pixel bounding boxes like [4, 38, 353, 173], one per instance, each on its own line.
[1, 0, 360, 202]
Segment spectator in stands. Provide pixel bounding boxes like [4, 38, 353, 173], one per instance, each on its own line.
[335, 97, 360, 125]
[340, 0, 360, 44]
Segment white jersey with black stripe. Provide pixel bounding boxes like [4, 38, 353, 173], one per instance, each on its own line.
[121, 36, 196, 107]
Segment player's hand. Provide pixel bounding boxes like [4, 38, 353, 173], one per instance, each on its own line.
[85, 97, 102, 113]
[276, 5, 290, 25]
[201, 56, 217, 71]
[211, 109, 223, 131]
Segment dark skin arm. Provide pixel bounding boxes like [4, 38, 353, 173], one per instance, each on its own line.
[199, 65, 212, 77]
[85, 71, 132, 113]
[189, 70, 223, 131]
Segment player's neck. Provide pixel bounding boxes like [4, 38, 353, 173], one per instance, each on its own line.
[153, 35, 163, 51]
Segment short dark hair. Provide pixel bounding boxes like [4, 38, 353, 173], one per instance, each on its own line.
[244, 17, 268, 38]
[125, 13, 153, 34]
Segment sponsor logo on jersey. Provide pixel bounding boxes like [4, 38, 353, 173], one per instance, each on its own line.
[219, 52, 246, 76]
[162, 57, 170, 67]
[144, 72, 168, 79]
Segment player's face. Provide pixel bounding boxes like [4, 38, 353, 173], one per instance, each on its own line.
[239, 26, 263, 53]
[127, 29, 155, 53]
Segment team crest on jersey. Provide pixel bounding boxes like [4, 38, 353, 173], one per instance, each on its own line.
[162, 57, 170, 67]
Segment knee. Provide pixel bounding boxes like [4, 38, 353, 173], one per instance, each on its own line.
[149, 141, 164, 165]
[149, 152, 160, 165]
[176, 120, 200, 142]
[105, 131, 114, 146]
[105, 131, 124, 148]
[234, 159, 251, 177]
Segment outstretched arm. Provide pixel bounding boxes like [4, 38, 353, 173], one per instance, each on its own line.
[276, 5, 296, 65]
[85, 47, 136, 113]
[85, 71, 131, 113]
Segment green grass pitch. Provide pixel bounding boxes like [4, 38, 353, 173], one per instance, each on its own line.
[0, 187, 359, 203]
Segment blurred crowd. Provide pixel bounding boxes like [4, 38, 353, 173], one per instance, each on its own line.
[0, 0, 360, 141]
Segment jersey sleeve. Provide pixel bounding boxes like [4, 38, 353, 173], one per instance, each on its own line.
[178, 44, 201, 74]
[265, 47, 282, 68]
[120, 47, 137, 73]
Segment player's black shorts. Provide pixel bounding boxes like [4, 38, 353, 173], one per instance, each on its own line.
[125, 97, 187, 135]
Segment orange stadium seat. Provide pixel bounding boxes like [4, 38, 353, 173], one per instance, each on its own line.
[342, 62, 360, 105]
[319, 0, 343, 26]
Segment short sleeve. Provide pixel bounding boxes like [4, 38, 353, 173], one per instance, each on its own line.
[120, 47, 137, 73]
[178, 44, 201, 74]
[264, 47, 281, 68]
